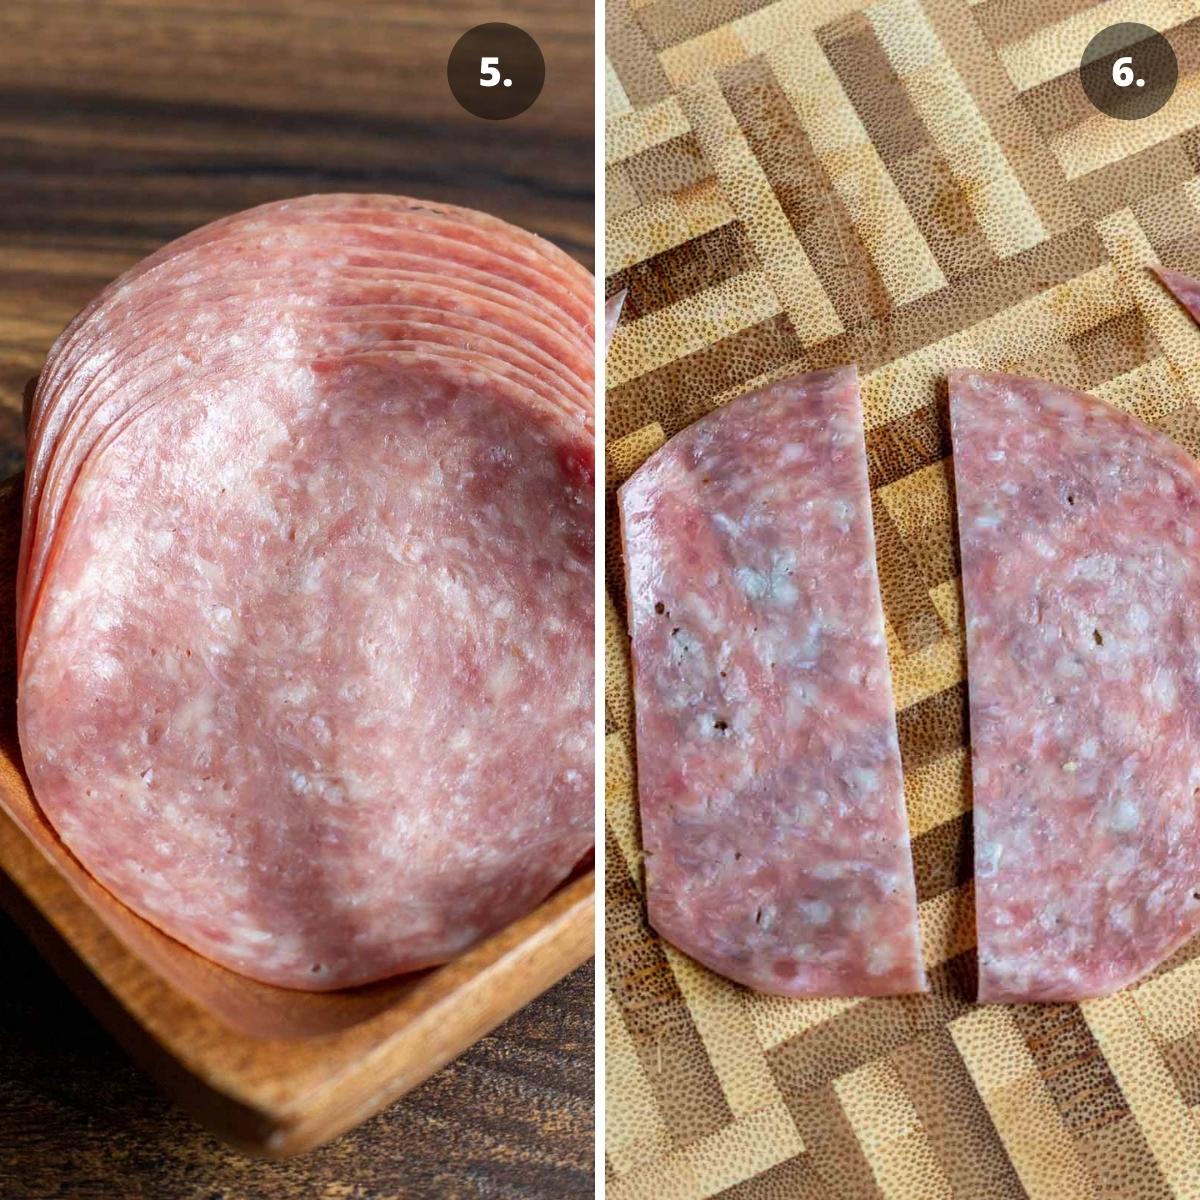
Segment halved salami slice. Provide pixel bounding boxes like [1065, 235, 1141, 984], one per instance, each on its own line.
[950, 370, 1200, 1002]
[619, 367, 926, 997]
[1156, 266, 1200, 326]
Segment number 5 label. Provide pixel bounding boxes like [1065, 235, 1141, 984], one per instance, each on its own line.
[448, 23, 545, 120]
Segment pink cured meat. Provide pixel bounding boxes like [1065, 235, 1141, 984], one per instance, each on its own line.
[23, 249, 595, 643]
[20, 351, 593, 989]
[19, 197, 595, 990]
[950, 370, 1200, 1002]
[20, 282, 593, 656]
[20, 331, 587, 662]
[30, 229, 590, 432]
[29, 193, 592, 433]
[619, 367, 926, 997]
[1156, 267, 1200, 326]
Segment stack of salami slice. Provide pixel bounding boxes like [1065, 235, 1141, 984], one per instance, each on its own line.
[17, 194, 595, 990]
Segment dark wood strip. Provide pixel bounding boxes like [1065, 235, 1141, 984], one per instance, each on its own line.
[1160, 1028, 1200, 1108]
[892, 1026, 1029, 1200]
[819, 13, 993, 281]
[897, 683, 969, 772]
[1134, 183, 1200, 264]
[766, 952, 978, 1094]
[720, 55, 891, 332]
[1072, 136, 1196, 222]
[623, 131, 711, 205]
[866, 401, 953, 490]
[1068, 310, 1160, 391]
[778, 1083, 884, 1200]
[605, 220, 759, 319]
[635, 0, 768, 51]
[911, 812, 973, 903]
[806, 225, 1106, 375]
[605, 313, 805, 441]
[607, 0, 675, 108]
[1010, 1005, 1128, 1134]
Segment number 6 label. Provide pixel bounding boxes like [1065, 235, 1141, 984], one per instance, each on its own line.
[1080, 23, 1177, 120]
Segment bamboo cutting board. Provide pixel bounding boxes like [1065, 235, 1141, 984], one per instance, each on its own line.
[605, 3, 1200, 1197]
[0, 480, 594, 1158]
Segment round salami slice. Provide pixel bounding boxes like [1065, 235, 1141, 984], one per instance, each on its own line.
[619, 367, 926, 997]
[22, 215, 594, 638]
[31, 193, 591, 429]
[950, 370, 1200, 1002]
[19, 200, 594, 990]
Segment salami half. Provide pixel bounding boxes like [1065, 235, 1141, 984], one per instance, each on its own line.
[17, 196, 594, 990]
[619, 367, 926, 997]
[950, 370, 1200, 1001]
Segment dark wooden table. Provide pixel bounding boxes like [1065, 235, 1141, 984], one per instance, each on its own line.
[0, 2, 594, 1195]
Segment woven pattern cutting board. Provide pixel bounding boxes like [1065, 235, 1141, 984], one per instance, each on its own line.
[604, 3, 1200, 1197]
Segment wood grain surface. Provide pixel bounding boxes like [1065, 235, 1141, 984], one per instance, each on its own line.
[0, 0, 594, 1195]
[0, 913, 594, 1200]
[606, 3, 1200, 1198]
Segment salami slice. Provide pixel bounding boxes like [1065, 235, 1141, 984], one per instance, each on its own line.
[30, 193, 591, 432]
[1156, 266, 1200, 326]
[619, 367, 926, 997]
[18, 197, 595, 990]
[21, 217, 594, 649]
[950, 370, 1200, 1001]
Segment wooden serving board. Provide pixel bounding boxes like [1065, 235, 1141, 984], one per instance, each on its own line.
[605, 4, 1200, 1198]
[0, 478, 593, 1157]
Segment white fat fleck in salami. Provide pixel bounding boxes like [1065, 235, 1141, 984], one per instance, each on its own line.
[950, 370, 1200, 1002]
[619, 367, 926, 997]
[1156, 266, 1200, 327]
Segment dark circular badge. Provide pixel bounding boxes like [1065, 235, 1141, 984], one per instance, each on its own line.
[447, 23, 545, 120]
[1080, 23, 1177, 120]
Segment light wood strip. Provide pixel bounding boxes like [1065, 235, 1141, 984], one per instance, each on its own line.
[951, 1007, 1097, 1199]
[664, 946, 797, 1120]
[1083, 992, 1200, 1198]
[679, 77, 844, 345]
[768, 30, 946, 304]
